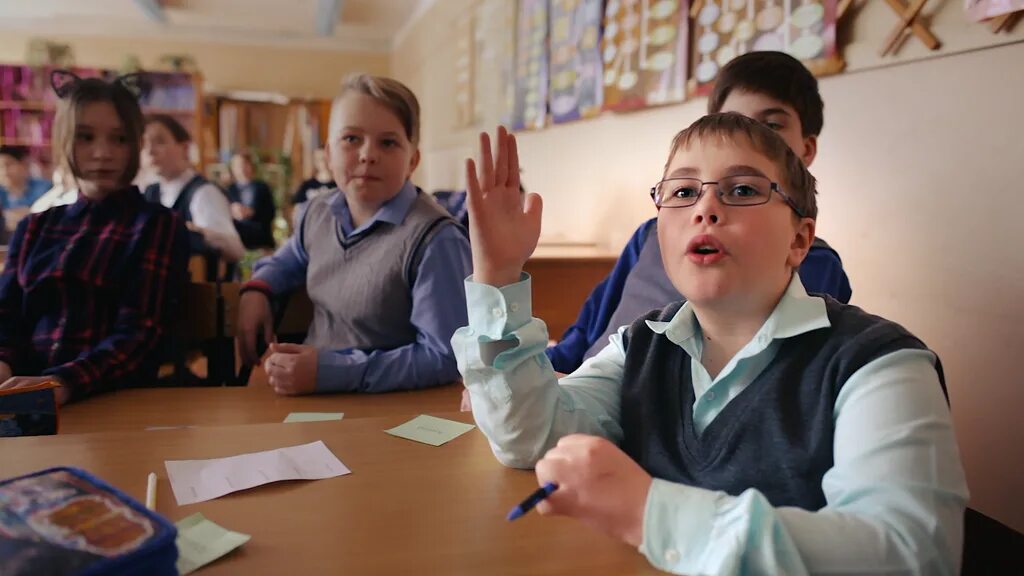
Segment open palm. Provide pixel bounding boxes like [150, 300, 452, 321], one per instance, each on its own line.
[465, 126, 543, 287]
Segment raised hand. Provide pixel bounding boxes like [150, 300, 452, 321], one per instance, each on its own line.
[465, 126, 543, 287]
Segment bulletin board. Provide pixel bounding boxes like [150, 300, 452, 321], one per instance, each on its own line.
[511, 0, 549, 130]
[688, 0, 844, 95]
[602, 0, 691, 111]
[548, 0, 605, 123]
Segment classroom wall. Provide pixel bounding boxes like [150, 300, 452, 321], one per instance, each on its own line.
[0, 31, 389, 99]
[394, 2, 1024, 532]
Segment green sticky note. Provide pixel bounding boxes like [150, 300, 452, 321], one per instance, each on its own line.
[385, 414, 476, 446]
[175, 513, 251, 575]
[282, 412, 345, 423]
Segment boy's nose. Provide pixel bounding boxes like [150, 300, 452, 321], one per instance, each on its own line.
[691, 189, 723, 225]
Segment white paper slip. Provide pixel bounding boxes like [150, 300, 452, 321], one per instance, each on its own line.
[164, 440, 350, 505]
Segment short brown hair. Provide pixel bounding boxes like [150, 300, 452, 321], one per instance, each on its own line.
[145, 113, 192, 143]
[708, 51, 824, 138]
[52, 77, 144, 186]
[331, 74, 421, 146]
[666, 112, 818, 219]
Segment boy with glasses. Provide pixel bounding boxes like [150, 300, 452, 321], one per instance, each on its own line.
[454, 117, 966, 575]
[546, 51, 851, 374]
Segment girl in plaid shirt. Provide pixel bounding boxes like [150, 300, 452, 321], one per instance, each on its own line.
[0, 71, 188, 404]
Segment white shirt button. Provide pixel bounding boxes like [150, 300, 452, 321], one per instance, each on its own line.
[492, 308, 505, 318]
[510, 302, 520, 313]
[665, 548, 681, 564]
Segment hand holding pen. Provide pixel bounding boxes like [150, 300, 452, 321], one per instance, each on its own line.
[513, 434, 653, 548]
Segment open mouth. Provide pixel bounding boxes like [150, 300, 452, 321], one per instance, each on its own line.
[686, 234, 727, 263]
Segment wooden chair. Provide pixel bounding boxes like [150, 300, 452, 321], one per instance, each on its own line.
[161, 280, 244, 387]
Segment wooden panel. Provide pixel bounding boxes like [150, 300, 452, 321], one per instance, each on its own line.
[523, 254, 616, 339]
[0, 414, 660, 575]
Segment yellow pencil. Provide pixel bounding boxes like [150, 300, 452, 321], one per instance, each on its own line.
[145, 472, 157, 510]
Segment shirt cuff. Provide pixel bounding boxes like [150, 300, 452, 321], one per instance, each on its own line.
[465, 273, 533, 340]
[640, 478, 719, 574]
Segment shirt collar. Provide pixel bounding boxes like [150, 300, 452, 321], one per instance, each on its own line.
[65, 186, 141, 218]
[330, 180, 417, 238]
[159, 168, 198, 196]
[646, 274, 831, 354]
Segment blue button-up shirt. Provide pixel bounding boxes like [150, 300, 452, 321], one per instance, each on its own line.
[453, 273, 968, 575]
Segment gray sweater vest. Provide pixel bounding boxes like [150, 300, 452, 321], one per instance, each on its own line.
[619, 296, 946, 511]
[300, 190, 454, 351]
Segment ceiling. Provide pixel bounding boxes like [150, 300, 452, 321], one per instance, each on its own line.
[0, 0, 434, 52]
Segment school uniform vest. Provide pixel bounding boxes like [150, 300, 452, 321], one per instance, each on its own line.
[143, 175, 211, 256]
[300, 190, 455, 351]
[619, 297, 946, 511]
[584, 221, 840, 360]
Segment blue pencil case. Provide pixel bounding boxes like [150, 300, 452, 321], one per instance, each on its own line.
[0, 467, 178, 576]
[0, 380, 60, 437]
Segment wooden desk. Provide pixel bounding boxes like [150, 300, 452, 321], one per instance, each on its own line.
[59, 369, 463, 434]
[0, 415, 659, 575]
[524, 247, 617, 339]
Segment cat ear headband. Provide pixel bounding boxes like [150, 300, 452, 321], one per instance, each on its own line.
[50, 69, 148, 99]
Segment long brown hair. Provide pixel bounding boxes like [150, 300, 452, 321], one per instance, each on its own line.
[51, 76, 144, 187]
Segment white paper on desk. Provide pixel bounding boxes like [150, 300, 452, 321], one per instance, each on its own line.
[164, 440, 350, 505]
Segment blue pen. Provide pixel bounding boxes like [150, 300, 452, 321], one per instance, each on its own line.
[506, 482, 558, 521]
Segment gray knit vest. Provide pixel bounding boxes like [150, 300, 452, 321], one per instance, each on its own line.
[619, 296, 946, 511]
[300, 190, 455, 351]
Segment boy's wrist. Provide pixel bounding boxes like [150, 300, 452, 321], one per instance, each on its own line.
[473, 267, 523, 288]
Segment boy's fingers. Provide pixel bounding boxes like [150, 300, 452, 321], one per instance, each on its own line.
[494, 126, 508, 188]
[508, 133, 521, 196]
[479, 132, 494, 191]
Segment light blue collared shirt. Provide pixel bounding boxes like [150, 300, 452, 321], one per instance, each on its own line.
[453, 274, 968, 575]
[253, 181, 472, 392]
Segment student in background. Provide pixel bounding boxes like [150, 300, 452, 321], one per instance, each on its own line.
[236, 74, 471, 395]
[457, 119, 966, 575]
[0, 72, 187, 404]
[292, 147, 335, 205]
[226, 151, 276, 250]
[547, 52, 852, 374]
[289, 147, 336, 230]
[142, 114, 244, 269]
[0, 145, 51, 233]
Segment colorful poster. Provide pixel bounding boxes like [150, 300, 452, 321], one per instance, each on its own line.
[689, 0, 843, 96]
[511, 0, 549, 131]
[965, 0, 1024, 21]
[603, 0, 690, 112]
[549, 0, 605, 123]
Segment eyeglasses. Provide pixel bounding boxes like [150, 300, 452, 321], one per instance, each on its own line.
[650, 175, 806, 218]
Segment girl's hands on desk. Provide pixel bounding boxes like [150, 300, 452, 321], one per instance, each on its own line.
[466, 126, 543, 287]
[264, 342, 318, 395]
[534, 434, 652, 548]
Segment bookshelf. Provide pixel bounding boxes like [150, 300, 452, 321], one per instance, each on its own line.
[0, 64, 204, 178]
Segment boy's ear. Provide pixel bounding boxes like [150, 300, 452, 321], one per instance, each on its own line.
[787, 217, 816, 270]
[801, 135, 818, 167]
[408, 148, 421, 176]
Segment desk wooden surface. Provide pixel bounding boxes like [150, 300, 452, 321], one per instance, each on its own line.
[0, 414, 659, 575]
[58, 369, 464, 434]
